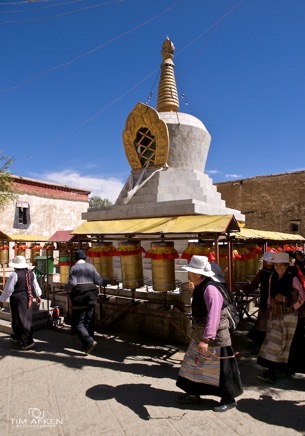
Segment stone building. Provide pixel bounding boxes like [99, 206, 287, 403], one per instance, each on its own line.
[215, 170, 305, 238]
[0, 175, 90, 239]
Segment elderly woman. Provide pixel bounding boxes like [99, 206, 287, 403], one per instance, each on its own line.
[176, 256, 243, 412]
[0, 255, 42, 350]
[257, 251, 305, 384]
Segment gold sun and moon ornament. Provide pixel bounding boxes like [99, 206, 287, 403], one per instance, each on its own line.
[122, 103, 170, 170]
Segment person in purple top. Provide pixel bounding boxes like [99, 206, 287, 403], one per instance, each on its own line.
[176, 256, 243, 412]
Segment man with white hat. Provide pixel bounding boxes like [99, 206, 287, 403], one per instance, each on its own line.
[176, 255, 243, 412]
[0, 255, 42, 350]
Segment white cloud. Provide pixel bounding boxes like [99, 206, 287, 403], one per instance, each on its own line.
[206, 169, 221, 175]
[40, 170, 124, 203]
[225, 173, 243, 180]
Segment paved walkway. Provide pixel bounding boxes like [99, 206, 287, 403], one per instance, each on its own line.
[1, 320, 305, 436]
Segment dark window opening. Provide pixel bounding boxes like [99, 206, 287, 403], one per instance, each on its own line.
[290, 222, 299, 233]
[134, 127, 156, 167]
[18, 207, 27, 225]
[13, 203, 30, 229]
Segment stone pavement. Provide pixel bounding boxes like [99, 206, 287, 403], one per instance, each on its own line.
[1, 320, 305, 436]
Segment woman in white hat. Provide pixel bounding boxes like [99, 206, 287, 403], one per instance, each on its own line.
[176, 256, 243, 412]
[257, 251, 305, 384]
[0, 255, 42, 350]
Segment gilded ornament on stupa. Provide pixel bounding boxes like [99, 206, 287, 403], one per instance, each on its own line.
[157, 37, 179, 112]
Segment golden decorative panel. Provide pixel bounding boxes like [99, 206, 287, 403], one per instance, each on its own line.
[122, 103, 169, 170]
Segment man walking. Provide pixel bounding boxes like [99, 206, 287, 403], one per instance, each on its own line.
[65, 249, 107, 355]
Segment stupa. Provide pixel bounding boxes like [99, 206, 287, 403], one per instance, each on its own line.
[83, 38, 245, 223]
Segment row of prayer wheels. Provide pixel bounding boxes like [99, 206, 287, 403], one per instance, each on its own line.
[58, 240, 179, 292]
[2, 240, 261, 288]
[58, 240, 262, 289]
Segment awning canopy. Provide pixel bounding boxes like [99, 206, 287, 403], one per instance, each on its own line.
[48, 230, 76, 243]
[231, 228, 305, 243]
[8, 234, 49, 242]
[0, 231, 12, 241]
[72, 215, 240, 239]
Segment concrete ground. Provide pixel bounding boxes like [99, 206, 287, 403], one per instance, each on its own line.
[0, 319, 305, 436]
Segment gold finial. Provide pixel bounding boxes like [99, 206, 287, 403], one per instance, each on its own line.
[157, 37, 179, 112]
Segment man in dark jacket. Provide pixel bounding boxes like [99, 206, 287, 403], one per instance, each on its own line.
[65, 249, 107, 354]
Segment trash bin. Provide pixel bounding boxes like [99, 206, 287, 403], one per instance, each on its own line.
[34, 255, 54, 274]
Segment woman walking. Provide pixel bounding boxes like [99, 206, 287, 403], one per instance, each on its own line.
[0, 255, 42, 350]
[176, 256, 243, 412]
[257, 251, 305, 384]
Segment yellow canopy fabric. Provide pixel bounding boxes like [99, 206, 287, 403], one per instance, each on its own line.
[72, 214, 240, 236]
[231, 228, 305, 242]
[8, 235, 50, 242]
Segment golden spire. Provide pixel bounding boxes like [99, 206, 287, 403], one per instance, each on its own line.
[157, 37, 179, 112]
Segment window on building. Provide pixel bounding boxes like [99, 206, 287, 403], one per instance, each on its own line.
[289, 221, 300, 233]
[13, 202, 31, 229]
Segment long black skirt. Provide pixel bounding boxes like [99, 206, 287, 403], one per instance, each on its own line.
[176, 345, 243, 400]
[10, 291, 33, 346]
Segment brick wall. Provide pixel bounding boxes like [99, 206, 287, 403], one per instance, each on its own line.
[215, 171, 305, 237]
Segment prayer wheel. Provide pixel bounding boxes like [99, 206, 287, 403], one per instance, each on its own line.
[15, 243, 27, 257]
[118, 240, 144, 289]
[59, 251, 70, 284]
[150, 241, 177, 292]
[87, 242, 115, 279]
[183, 241, 207, 260]
[30, 245, 41, 263]
[0, 246, 9, 264]
[92, 257, 102, 275]
[99, 242, 114, 279]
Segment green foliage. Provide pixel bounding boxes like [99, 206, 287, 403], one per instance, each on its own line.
[89, 195, 113, 208]
[0, 153, 15, 206]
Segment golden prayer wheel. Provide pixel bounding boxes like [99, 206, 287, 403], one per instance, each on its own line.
[0, 247, 9, 264]
[150, 241, 177, 292]
[92, 257, 102, 274]
[30, 245, 41, 263]
[118, 240, 144, 289]
[59, 251, 70, 284]
[88, 242, 115, 279]
[15, 244, 27, 257]
[99, 257, 114, 280]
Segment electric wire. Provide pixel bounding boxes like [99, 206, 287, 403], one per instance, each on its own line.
[0, 2, 177, 93]
[0, 1, 125, 23]
[4, 0, 244, 165]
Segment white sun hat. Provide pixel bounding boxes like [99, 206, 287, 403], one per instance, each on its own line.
[270, 252, 290, 264]
[9, 255, 31, 269]
[182, 255, 215, 277]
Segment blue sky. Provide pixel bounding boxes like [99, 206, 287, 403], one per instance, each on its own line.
[1, 0, 305, 202]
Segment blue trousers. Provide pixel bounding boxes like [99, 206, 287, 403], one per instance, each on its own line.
[72, 305, 95, 348]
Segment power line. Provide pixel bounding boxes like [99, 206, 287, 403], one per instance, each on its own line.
[0, 1, 177, 93]
[0, 0, 124, 22]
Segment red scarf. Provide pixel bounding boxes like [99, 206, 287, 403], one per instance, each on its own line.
[25, 271, 33, 308]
